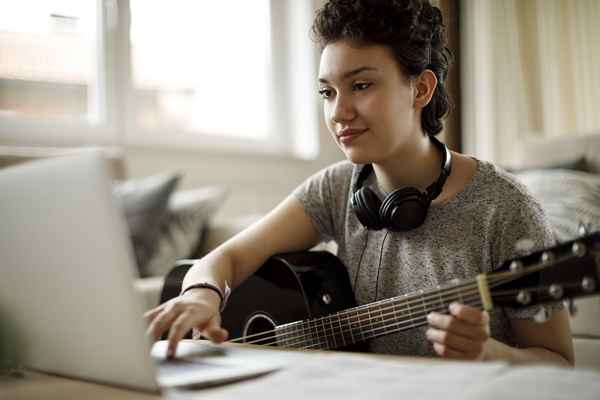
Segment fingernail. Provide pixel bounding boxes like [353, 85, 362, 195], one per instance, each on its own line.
[427, 313, 435, 322]
[449, 302, 459, 312]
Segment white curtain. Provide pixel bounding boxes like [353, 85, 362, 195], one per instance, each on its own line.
[461, 0, 600, 165]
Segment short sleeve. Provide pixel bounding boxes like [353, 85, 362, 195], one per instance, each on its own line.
[492, 188, 564, 320]
[291, 161, 353, 244]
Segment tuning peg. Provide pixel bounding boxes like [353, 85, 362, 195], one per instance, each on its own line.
[582, 276, 596, 293]
[517, 290, 531, 305]
[541, 251, 555, 265]
[548, 284, 564, 299]
[509, 260, 524, 272]
[578, 222, 591, 236]
[572, 242, 587, 257]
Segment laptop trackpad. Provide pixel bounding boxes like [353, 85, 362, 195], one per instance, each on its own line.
[152, 340, 290, 388]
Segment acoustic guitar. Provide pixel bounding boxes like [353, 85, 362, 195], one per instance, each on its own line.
[160, 232, 600, 351]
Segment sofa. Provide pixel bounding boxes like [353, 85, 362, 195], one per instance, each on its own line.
[508, 132, 600, 370]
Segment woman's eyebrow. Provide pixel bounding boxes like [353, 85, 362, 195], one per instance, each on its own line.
[319, 66, 378, 83]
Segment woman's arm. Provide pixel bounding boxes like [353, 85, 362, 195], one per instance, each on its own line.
[144, 195, 321, 357]
[486, 307, 574, 365]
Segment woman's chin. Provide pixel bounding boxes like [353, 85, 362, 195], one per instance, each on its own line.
[342, 149, 372, 165]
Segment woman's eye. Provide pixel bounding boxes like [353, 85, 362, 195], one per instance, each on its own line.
[353, 81, 372, 91]
[318, 88, 333, 99]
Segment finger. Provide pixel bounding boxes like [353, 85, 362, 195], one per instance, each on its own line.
[166, 311, 196, 358]
[198, 315, 228, 343]
[427, 312, 489, 341]
[449, 303, 489, 326]
[432, 342, 466, 359]
[426, 328, 484, 357]
[143, 305, 165, 325]
[146, 307, 180, 341]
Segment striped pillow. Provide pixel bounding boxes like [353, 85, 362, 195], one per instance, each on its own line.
[514, 169, 600, 242]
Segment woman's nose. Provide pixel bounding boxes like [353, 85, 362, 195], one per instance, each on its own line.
[331, 95, 356, 123]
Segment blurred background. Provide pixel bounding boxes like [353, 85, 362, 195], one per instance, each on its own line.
[0, 0, 599, 219]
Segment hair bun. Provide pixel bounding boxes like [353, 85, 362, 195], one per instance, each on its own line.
[416, 1, 446, 48]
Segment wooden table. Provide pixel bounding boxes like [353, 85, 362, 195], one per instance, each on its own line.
[1, 370, 160, 400]
[0, 351, 440, 399]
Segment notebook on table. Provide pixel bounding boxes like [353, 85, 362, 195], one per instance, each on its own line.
[0, 150, 290, 392]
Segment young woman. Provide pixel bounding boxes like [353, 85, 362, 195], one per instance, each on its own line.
[145, 0, 573, 365]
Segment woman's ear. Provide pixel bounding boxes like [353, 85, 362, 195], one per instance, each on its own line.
[414, 69, 438, 109]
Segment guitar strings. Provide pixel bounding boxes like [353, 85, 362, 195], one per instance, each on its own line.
[226, 247, 575, 349]
[227, 277, 483, 344]
[235, 286, 484, 346]
[286, 294, 485, 349]
[228, 273, 494, 344]
[228, 273, 515, 347]
[242, 290, 484, 348]
[278, 294, 486, 350]
[227, 276, 504, 346]
[227, 263, 534, 345]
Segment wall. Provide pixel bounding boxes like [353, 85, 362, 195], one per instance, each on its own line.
[123, 120, 344, 221]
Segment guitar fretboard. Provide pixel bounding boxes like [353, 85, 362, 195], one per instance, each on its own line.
[274, 277, 483, 350]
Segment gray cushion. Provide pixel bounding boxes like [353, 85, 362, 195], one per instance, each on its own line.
[141, 186, 227, 277]
[113, 172, 180, 273]
[506, 156, 589, 174]
[514, 169, 600, 241]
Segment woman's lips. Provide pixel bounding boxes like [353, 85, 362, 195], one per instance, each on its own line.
[337, 128, 368, 145]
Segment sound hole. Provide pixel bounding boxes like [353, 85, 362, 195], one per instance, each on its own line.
[243, 312, 278, 346]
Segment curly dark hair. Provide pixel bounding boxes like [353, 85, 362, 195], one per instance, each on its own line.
[312, 0, 453, 136]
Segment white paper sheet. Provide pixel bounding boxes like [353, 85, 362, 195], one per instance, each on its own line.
[164, 350, 600, 400]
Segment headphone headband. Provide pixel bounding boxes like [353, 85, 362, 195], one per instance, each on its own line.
[354, 135, 451, 201]
[351, 135, 452, 232]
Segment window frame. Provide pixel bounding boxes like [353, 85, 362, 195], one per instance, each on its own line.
[0, 0, 320, 160]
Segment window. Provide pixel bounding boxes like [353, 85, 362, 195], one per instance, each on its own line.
[0, 0, 319, 159]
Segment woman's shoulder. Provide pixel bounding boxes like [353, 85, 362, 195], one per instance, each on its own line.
[475, 159, 545, 211]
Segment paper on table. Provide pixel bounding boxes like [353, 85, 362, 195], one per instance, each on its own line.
[165, 350, 600, 400]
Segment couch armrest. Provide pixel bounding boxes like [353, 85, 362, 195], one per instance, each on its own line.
[133, 276, 165, 312]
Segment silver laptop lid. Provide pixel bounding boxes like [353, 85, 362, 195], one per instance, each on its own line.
[0, 150, 157, 391]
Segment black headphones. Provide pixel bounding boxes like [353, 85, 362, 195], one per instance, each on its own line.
[350, 135, 452, 232]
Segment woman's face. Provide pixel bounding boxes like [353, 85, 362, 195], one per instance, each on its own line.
[318, 40, 420, 164]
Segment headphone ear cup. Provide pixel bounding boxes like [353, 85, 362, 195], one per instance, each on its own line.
[380, 188, 430, 232]
[351, 187, 384, 230]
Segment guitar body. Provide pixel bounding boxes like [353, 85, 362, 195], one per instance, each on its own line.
[160, 232, 600, 351]
[160, 251, 367, 351]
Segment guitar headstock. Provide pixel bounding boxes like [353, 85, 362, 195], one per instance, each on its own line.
[489, 232, 600, 309]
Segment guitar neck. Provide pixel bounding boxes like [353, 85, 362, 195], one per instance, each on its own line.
[275, 276, 483, 350]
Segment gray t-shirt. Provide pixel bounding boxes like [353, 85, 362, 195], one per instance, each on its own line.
[292, 159, 561, 356]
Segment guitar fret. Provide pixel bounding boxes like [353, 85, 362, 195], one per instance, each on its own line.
[420, 289, 427, 319]
[355, 309, 364, 342]
[379, 302, 388, 336]
[346, 311, 356, 345]
[320, 316, 328, 350]
[437, 285, 445, 312]
[300, 320, 308, 348]
[337, 314, 346, 348]
[328, 315, 337, 349]
[405, 295, 415, 328]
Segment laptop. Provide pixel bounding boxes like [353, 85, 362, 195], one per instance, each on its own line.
[0, 150, 289, 392]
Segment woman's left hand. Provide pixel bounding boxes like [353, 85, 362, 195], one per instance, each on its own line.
[426, 302, 490, 360]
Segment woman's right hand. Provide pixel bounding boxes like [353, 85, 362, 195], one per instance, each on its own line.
[144, 289, 229, 358]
